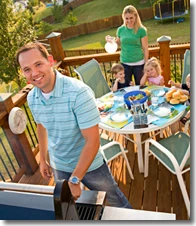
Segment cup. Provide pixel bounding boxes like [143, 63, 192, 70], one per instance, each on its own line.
[151, 96, 159, 107]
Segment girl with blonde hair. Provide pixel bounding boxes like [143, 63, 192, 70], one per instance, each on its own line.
[140, 57, 164, 86]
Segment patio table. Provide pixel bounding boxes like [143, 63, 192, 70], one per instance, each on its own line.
[98, 86, 186, 173]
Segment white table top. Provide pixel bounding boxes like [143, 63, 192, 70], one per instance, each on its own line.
[101, 206, 176, 220]
[98, 89, 185, 135]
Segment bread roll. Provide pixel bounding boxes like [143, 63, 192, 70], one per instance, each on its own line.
[170, 98, 180, 104]
[178, 89, 184, 95]
[172, 92, 181, 99]
[179, 95, 188, 103]
[166, 89, 177, 97]
[166, 95, 171, 102]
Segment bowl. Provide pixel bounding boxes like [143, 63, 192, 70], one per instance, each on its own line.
[124, 90, 148, 109]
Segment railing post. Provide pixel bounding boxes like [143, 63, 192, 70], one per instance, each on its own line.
[157, 36, 171, 85]
[0, 94, 38, 174]
[46, 32, 70, 76]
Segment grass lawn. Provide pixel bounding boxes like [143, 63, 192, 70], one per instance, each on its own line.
[34, 0, 153, 29]
[62, 16, 190, 50]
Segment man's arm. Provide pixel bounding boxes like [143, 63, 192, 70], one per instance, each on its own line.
[37, 123, 52, 180]
[68, 124, 100, 200]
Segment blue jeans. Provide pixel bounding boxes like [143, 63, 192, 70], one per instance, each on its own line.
[52, 161, 132, 209]
[122, 63, 144, 85]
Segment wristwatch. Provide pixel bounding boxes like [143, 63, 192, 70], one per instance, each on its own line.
[69, 176, 80, 185]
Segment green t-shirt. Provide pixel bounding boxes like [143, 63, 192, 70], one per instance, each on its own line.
[117, 25, 147, 63]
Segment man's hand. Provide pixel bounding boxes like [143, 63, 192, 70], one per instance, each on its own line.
[40, 161, 53, 180]
[68, 182, 82, 201]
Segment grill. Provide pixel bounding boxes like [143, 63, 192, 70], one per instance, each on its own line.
[0, 180, 106, 220]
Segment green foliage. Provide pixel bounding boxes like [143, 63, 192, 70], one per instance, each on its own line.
[67, 11, 78, 25]
[35, 21, 53, 35]
[0, 0, 37, 89]
[29, 0, 39, 7]
[170, 63, 181, 83]
[51, 0, 64, 23]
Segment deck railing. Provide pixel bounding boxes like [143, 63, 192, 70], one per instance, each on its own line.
[0, 37, 190, 183]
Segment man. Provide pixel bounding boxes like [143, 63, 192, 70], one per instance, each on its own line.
[16, 42, 132, 208]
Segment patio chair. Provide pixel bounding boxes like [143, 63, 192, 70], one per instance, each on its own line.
[100, 133, 134, 180]
[181, 49, 190, 84]
[74, 59, 111, 98]
[144, 121, 190, 217]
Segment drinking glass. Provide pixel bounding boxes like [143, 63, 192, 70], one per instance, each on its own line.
[151, 96, 159, 107]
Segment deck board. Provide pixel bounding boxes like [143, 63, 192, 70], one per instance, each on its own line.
[17, 122, 190, 220]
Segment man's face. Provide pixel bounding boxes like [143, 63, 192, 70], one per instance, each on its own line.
[18, 48, 55, 93]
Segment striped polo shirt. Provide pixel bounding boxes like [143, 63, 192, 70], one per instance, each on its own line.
[27, 70, 104, 173]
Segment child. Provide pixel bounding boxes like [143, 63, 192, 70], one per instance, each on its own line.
[168, 74, 190, 96]
[168, 74, 190, 124]
[111, 63, 133, 92]
[140, 57, 164, 86]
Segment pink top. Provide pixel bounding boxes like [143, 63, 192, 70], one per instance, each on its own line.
[148, 75, 163, 85]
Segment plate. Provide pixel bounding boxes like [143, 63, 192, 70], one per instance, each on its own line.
[154, 107, 171, 117]
[100, 93, 114, 102]
[157, 89, 165, 97]
[110, 110, 132, 123]
[97, 101, 113, 111]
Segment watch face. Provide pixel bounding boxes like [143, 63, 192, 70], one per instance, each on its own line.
[72, 177, 78, 183]
[70, 176, 80, 184]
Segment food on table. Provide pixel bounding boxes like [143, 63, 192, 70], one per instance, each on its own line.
[128, 93, 144, 101]
[179, 95, 188, 103]
[100, 94, 114, 102]
[97, 101, 113, 111]
[143, 89, 151, 96]
[165, 89, 177, 98]
[124, 90, 147, 109]
[165, 89, 188, 105]
[170, 99, 180, 105]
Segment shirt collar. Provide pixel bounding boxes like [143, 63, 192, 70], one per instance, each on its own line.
[35, 69, 64, 99]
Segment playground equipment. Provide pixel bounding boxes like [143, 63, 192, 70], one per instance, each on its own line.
[153, 0, 189, 22]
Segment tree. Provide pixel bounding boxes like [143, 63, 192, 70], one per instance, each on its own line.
[51, 0, 64, 23]
[0, 0, 37, 89]
[67, 11, 78, 25]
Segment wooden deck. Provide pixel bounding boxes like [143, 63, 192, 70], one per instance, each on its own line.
[18, 121, 190, 220]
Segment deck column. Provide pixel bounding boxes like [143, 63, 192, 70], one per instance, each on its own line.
[157, 36, 171, 85]
[0, 94, 38, 175]
[46, 32, 70, 76]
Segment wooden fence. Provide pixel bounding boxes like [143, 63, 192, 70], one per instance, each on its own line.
[38, 7, 153, 41]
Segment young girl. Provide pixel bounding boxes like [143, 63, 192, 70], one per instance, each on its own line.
[111, 63, 133, 92]
[140, 57, 164, 86]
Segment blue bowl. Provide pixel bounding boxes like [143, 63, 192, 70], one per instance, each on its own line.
[124, 90, 147, 109]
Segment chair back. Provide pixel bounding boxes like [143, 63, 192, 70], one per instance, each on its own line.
[74, 59, 111, 98]
[181, 49, 190, 84]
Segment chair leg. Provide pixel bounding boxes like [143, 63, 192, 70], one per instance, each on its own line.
[144, 141, 150, 178]
[176, 173, 190, 218]
[120, 146, 134, 180]
[123, 153, 134, 180]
